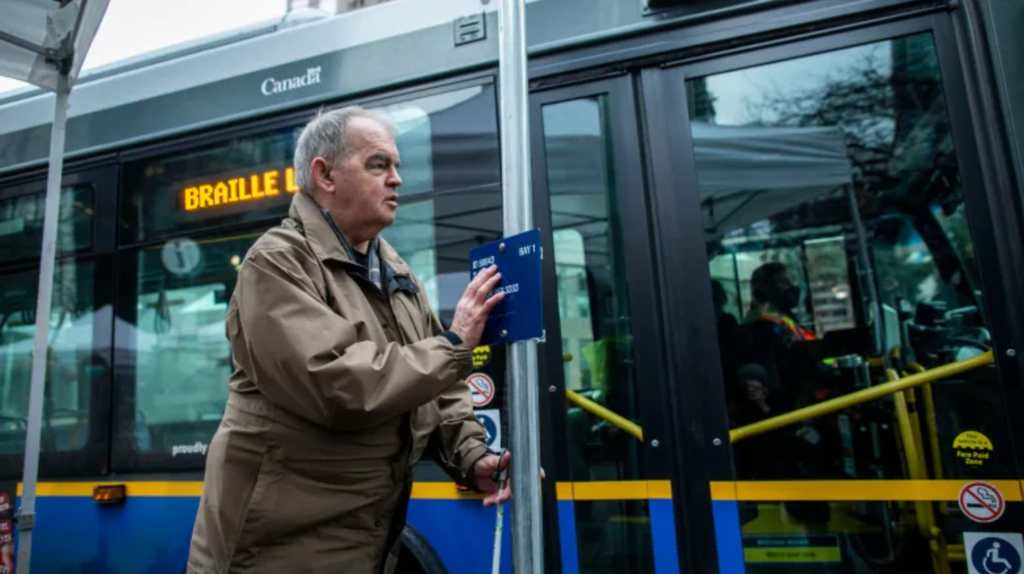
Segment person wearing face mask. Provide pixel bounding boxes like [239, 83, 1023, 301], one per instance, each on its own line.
[740, 263, 835, 524]
[736, 261, 821, 418]
[745, 261, 817, 343]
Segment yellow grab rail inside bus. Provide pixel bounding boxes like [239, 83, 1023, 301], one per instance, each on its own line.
[561, 350, 994, 447]
[730, 351, 995, 443]
[565, 389, 644, 441]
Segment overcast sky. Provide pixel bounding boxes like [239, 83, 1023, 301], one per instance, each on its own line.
[0, 0, 287, 94]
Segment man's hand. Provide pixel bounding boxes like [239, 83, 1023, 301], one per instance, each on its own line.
[474, 451, 512, 507]
[450, 265, 505, 349]
[472, 452, 546, 507]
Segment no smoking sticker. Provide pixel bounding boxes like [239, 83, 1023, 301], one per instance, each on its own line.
[960, 481, 1006, 524]
[466, 373, 495, 408]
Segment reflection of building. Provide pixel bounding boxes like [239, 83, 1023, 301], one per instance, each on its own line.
[687, 78, 717, 123]
[287, 0, 394, 14]
[555, 231, 594, 391]
[892, 34, 941, 143]
[891, 34, 951, 182]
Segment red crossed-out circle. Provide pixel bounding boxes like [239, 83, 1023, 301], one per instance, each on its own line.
[466, 373, 495, 408]
[959, 481, 1006, 523]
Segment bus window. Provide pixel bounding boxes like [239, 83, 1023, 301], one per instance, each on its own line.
[543, 97, 653, 573]
[0, 185, 94, 266]
[0, 262, 97, 461]
[127, 232, 258, 455]
[114, 84, 502, 470]
[688, 32, 1016, 573]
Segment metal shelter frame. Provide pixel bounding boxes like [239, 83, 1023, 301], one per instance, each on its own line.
[0, 1, 109, 572]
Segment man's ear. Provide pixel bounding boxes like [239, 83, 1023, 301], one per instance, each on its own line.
[311, 157, 335, 194]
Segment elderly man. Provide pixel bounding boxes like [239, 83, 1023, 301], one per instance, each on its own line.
[187, 107, 509, 574]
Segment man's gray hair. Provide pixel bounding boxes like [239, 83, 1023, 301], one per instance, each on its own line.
[293, 106, 397, 193]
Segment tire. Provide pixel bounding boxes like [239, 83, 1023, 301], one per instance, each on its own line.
[394, 524, 449, 574]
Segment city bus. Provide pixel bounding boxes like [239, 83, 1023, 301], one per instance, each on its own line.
[0, 0, 1022, 572]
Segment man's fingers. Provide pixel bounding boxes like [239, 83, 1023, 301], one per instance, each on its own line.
[482, 291, 505, 312]
[477, 272, 502, 300]
[468, 265, 497, 292]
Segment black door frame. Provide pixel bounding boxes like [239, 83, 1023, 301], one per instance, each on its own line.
[530, 74, 676, 573]
[642, 8, 1024, 573]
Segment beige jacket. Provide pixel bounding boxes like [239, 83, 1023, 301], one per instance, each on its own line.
[187, 191, 488, 574]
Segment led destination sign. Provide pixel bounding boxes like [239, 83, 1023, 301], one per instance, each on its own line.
[183, 167, 301, 211]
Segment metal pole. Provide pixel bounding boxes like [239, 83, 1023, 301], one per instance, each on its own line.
[17, 73, 70, 574]
[498, 0, 543, 572]
[845, 185, 884, 357]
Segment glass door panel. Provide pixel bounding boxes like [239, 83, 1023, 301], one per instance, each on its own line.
[533, 79, 674, 574]
[658, 23, 1024, 574]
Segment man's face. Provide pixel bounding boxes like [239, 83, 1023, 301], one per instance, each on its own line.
[320, 116, 402, 239]
[770, 271, 802, 312]
[774, 271, 795, 292]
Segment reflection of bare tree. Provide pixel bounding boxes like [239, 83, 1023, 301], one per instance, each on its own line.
[735, 35, 977, 311]
[743, 38, 952, 199]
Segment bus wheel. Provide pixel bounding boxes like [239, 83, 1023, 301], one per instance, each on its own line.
[395, 524, 449, 574]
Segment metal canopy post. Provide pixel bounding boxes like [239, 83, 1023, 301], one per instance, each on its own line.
[17, 73, 71, 574]
[498, 0, 544, 571]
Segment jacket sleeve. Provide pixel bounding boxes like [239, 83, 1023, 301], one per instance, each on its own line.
[420, 301, 490, 487]
[229, 247, 474, 432]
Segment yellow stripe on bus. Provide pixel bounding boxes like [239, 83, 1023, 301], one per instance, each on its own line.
[17, 479, 1024, 503]
[710, 480, 1024, 502]
[556, 481, 671, 501]
[556, 482, 574, 501]
[710, 481, 738, 501]
[17, 482, 204, 497]
[410, 482, 484, 500]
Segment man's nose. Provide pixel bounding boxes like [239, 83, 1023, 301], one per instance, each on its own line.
[388, 167, 402, 188]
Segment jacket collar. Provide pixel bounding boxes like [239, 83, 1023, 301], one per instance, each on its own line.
[288, 192, 416, 287]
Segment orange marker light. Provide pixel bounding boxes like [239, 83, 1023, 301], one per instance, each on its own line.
[93, 484, 126, 505]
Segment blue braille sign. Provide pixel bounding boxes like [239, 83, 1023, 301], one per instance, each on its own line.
[469, 229, 544, 346]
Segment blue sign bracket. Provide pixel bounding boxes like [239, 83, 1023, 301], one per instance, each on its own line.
[469, 229, 544, 347]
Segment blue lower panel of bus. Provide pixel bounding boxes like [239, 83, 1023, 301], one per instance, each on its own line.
[712, 500, 747, 574]
[407, 499, 513, 573]
[24, 493, 686, 573]
[28, 495, 200, 573]
[22, 495, 511, 573]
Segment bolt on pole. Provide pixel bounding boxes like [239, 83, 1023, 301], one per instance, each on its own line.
[497, 0, 544, 572]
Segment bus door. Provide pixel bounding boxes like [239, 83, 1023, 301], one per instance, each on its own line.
[645, 12, 1024, 574]
[531, 77, 682, 573]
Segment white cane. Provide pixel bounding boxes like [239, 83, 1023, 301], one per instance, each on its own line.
[491, 476, 506, 574]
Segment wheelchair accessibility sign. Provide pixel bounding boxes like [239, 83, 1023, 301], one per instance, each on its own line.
[475, 409, 502, 450]
[966, 533, 1023, 574]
